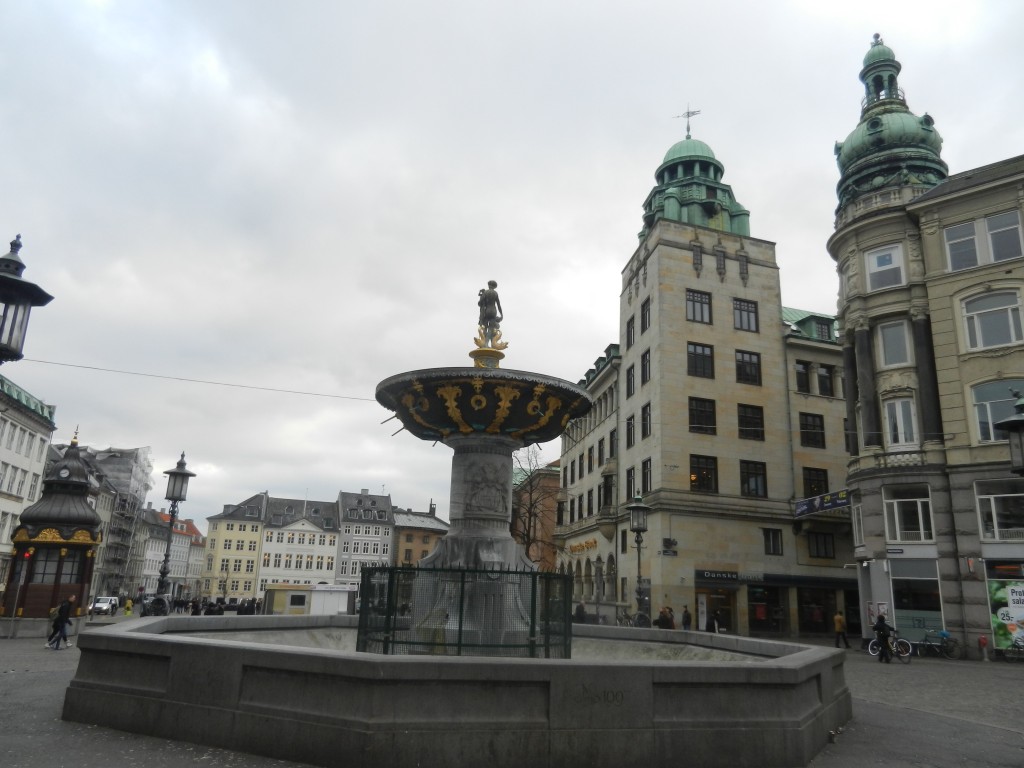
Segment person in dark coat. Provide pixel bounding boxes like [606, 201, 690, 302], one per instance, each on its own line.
[46, 595, 76, 650]
[873, 614, 895, 663]
[573, 601, 587, 624]
[681, 605, 692, 631]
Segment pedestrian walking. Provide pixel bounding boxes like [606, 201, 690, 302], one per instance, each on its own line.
[874, 613, 894, 663]
[681, 605, 692, 631]
[834, 610, 851, 648]
[46, 594, 76, 649]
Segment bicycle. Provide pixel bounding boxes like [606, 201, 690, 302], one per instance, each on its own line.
[615, 609, 651, 628]
[868, 630, 912, 663]
[916, 629, 964, 660]
[1002, 635, 1024, 662]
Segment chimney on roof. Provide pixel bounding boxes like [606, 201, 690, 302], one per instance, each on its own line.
[429, 500, 436, 517]
[361, 488, 368, 495]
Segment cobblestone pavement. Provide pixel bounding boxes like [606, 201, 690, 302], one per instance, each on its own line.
[2, 628, 1023, 768]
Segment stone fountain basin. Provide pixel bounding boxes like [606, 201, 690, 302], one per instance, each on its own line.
[63, 615, 850, 768]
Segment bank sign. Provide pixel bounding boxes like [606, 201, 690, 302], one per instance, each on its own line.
[794, 489, 850, 518]
[990, 580, 1024, 650]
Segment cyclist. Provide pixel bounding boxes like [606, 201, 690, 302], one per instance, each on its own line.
[873, 613, 895, 663]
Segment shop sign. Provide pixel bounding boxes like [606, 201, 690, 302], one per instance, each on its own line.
[794, 489, 850, 518]
[568, 538, 598, 555]
[697, 570, 738, 582]
[989, 579, 1024, 650]
[738, 572, 764, 583]
[659, 550, 678, 557]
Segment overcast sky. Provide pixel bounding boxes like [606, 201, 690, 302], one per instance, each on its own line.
[3, 1, 1021, 532]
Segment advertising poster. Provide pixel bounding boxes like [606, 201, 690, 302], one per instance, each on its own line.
[988, 579, 1024, 650]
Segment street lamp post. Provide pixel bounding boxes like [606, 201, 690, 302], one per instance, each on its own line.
[995, 389, 1024, 476]
[157, 453, 195, 599]
[627, 495, 651, 627]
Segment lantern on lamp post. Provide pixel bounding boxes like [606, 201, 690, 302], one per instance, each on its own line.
[0, 235, 53, 364]
[995, 389, 1024, 476]
[156, 453, 196, 601]
[626, 495, 651, 626]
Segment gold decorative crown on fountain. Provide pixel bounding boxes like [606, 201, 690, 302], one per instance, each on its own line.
[470, 279, 508, 368]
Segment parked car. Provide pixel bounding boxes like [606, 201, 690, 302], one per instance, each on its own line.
[89, 596, 118, 615]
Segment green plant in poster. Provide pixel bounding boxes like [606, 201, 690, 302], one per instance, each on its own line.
[989, 579, 1024, 649]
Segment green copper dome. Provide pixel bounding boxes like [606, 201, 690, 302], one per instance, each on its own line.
[833, 34, 946, 212]
[862, 33, 896, 67]
[663, 137, 716, 163]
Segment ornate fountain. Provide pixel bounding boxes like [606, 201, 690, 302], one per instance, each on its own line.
[366, 281, 592, 656]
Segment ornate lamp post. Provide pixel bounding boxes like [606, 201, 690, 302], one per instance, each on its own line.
[0, 235, 54, 364]
[627, 495, 651, 626]
[995, 389, 1024, 476]
[157, 453, 195, 598]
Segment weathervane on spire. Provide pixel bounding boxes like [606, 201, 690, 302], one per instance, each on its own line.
[672, 104, 701, 139]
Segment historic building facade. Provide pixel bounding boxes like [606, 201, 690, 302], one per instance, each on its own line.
[830, 36, 1024, 654]
[558, 130, 853, 636]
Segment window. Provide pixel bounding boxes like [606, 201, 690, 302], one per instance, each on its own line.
[686, 289, 712, 324]
[641, 403, 652, 439]
[640, 297, 651, 333]
[977, 479, 1024, 542]
[27, 473, 39, 501]
[248, 541, 257, 551]
[878, 320, 911, 366]
[641, 458, 652, 493]
[989, 211, 1024, 262]
[587, 447, 594, 472]
[803, 468, 829, 497]
[817, 365, 835, 397]
[689, 397, 716, 435]
[852, 505, 865, 547]
[609, 428, 617, 458]
[963, 292, 1022, 350]
[287, 532, 295, 544]
[795, 361, 811, 393]
[625, 467, 636, 499]
[808, 533, 835, 559]
[738, 404, 764, 440]
[735, 350, 761, 385]
[763, 528, 783, 556]
[866, 244, 904, 290]
[733, 299, 759, 332]
[626, 415, 635, 448]
[973, 379, 1024, 441]
[690, 455, 718, 493]
[946, 211, 1023, 270]
[626, 365, 635, 397]
[885, 398, 917, 447]
[246, 560, 255, 573]
[799, 412, 826, 448]
[404, 549, 412, 563]
[598, 438, 605, 466]
[223, 539, 232, 551]
[640, 349, 651, 385]
[740, 461, 767, 498]
[687, 343, 714, 378]
[626, 316, 635, 349]
[814, 319, 833, 341]
[883, 485, 933, 542]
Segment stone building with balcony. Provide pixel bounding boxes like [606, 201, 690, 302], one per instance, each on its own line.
[829, 35, 1024, 654]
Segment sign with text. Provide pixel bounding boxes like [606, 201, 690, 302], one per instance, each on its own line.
[794, 489, 850, 518]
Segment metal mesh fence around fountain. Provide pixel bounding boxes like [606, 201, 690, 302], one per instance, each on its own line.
[356, 566, 572, 658]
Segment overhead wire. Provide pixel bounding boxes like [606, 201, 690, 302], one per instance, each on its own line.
[22, 358, 377, 402]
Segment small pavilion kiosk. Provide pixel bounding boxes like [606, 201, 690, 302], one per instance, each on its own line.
[2, 436, 101, 619]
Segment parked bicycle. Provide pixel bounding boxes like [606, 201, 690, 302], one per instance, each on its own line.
[916, 629, 964, 659]
[1001, 635, 1024, 662]
[868, 630, 912, 663]
[615, 609, 651, 628]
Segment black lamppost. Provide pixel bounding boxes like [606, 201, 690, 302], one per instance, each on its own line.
[995, 389, 1024, 476]
[0, 235, 54, 364]
[157, 453, 195, 598]
[627, 495, 651, 626]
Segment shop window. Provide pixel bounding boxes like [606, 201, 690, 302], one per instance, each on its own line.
[883, 485, 934, 542]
